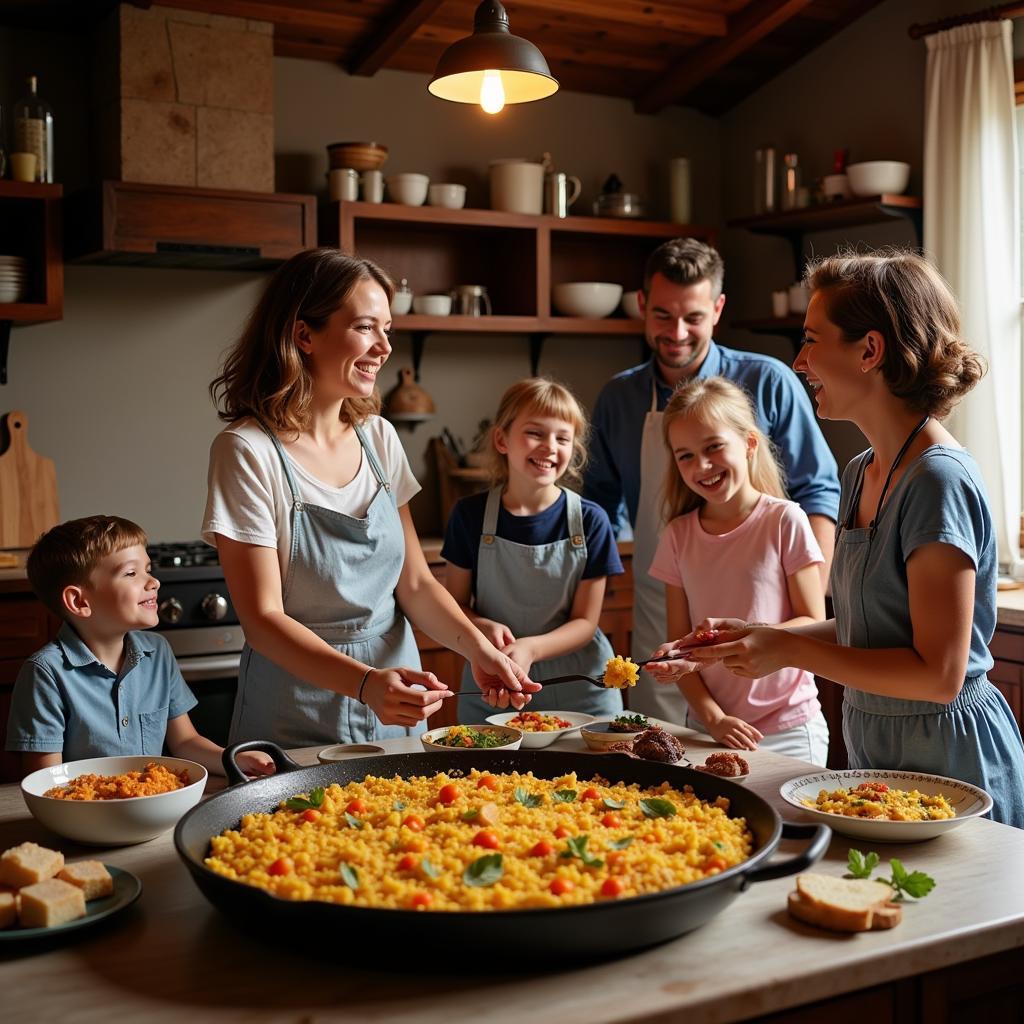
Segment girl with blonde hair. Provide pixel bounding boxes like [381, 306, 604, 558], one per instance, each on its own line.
[646, 376, 829, 761]
[443, 378, 625, 719]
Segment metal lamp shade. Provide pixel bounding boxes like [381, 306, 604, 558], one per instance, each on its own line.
[428, 3, 558, 105]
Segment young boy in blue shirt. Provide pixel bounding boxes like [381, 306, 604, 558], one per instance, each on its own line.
[5, 515, 274, 779]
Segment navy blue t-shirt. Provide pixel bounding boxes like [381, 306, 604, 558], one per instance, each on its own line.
[442, 490, 623, 597]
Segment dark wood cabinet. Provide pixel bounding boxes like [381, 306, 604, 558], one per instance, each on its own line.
[988, 625, 1024, 729]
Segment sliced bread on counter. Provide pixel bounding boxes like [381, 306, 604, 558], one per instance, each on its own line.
[788, 873, 902, 932]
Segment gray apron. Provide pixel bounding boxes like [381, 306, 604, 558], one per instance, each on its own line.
[458, 487, 622, 722]
[228, 421, 422, 747]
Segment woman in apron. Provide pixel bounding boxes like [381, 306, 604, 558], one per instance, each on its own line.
[678, 251, 1024, 828]
[202, 248, 536, 747]
[442, 379, 624, 722]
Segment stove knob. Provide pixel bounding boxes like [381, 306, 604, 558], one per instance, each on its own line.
[159, 597, 184, 625]
[201, 593, 229, 622]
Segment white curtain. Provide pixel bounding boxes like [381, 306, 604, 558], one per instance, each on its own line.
[923, 20, 1021, 574]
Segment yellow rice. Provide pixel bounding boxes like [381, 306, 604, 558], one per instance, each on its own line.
[803, 783, 955, 821]
[204, 770, 752, 911]
[603, 655, 640, 689]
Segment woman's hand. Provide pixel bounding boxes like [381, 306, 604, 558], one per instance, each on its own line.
[361, 667, 451, 726]
[470, 645, 542, 710]
[680, 618, 749, 645]
[236, 750, 276, 777]
[706, 714, 762, 751]
[500, 638, 538, 677]
[645, 641, 701, 683]
[686, 625, 791, 679]
[474, 618, 516, 650]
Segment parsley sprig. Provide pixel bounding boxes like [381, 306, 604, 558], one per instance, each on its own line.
[284, 787, 325, 811]
[846, 849, 936, 901]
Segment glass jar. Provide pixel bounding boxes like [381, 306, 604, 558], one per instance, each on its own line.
[13, 75, 54, 183]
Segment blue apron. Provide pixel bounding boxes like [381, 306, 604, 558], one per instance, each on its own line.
[458, 487, 622, 722]
[228, 421, 423, 747]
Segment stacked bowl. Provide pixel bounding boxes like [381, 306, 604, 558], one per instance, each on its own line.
[0, 255, 27, 303]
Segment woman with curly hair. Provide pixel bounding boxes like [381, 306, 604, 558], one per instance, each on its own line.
[674, 249, 1024, 827]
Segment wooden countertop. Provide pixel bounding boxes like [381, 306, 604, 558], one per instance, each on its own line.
[2, 729, 1023, 1023]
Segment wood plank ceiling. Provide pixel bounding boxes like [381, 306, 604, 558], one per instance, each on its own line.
[3, 0, 885, 115]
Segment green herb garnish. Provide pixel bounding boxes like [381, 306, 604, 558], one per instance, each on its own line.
[284, 787, 325, 811]
[421, 858, 441, 880]
[340, 864, 359, 890]
[602, 797, 626, 810]
[553, 789, 578, 803]
[846, 849, 880, 879]
[846, 849, 936, 901]
[640, 797, 677, 819]
[460, 808, 480, 822]
[392, 800, 406, 811]
[344, 812, 364, 830]
[560, 834, 604, 868]
[514, 787, 543, 808]
[463, 853, 503, 887]
[609, 836, 634, 850]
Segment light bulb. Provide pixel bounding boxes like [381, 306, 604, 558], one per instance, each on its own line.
[480, 70, 505, 114]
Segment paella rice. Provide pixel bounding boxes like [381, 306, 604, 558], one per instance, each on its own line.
[44, 762, 190, 801]
[603, 656, 640, 689]
[802, 781, 955, 821]
[204, 770, 753, 911]
[506, 711, 573, 732]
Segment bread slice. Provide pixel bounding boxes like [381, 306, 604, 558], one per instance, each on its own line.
[0, 842, 64, 888]
[0, 891, 17, 929]
[58, 861, 113, 901]
[788, 873, 902, 932]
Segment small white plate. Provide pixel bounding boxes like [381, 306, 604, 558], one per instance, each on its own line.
[485, 710, 594, 748]
[780, 769, 992, 842]
[317, 743, 386, 763]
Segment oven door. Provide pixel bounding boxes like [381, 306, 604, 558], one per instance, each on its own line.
[178, 653, 240, 747]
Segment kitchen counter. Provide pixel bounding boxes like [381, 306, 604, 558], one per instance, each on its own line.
[2, 729, 1023, 1023]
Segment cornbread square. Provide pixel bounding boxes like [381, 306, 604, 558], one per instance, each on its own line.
[58, 861, 113, 900]
[18, 878, 86, 928]
[0, 891, 16, 929]
[0, 842, 64, 888]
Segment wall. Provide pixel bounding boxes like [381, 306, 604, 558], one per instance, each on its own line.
[1, 34, 718, 540]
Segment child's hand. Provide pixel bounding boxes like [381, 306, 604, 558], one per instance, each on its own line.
[236, 750, 276, 777]
[475, 618, 516, 649]
[707, 715, 763, 751]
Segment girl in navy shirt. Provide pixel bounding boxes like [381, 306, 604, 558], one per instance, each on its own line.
[443, 378, 624, 720]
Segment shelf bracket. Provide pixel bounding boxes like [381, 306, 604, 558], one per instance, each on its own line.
[529, 333, 547, 377]
[883, 204, 923, 246]
[0, 321, 10, 386]
[411, 331, 428, 381]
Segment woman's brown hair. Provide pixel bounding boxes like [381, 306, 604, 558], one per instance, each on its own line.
[661, 377, 787, 522]
[804, 249, 985, 419]
[210, 247, 394, 433]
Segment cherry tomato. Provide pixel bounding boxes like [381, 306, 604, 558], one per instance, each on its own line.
[300, 809, 320, 823]
[706, 855, 728, 872]
[403, 814, 425, 832]
[530, 841, 553, 857]
[397, 854, 418, 872]
[606, 851, 625, 867]
[476, 775, 498, 791]
[409, 891, 432, 909]
[549, 878, 574, 896]
[472, 830, 500, 850]
[553, 825, 572, 839]
[601, 813, 621, 828]
[346, 799, 367, 815]
[601, 877, 626, 898]
[438, 783, 460, 805]
[268, 857, 292, 876]
[581, 787, 601, 801]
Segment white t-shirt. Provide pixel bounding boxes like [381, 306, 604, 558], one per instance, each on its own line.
[201, 416, 421, 580]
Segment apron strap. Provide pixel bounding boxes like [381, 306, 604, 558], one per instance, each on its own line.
[481, 486, 502, 544]
[353, 421, 391, 493]
[650, 377, 659, 414]
[564, 488, 586, 551]
[255, 419, 303, 505]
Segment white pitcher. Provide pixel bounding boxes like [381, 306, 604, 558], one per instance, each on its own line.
[490, 159, 545, 215]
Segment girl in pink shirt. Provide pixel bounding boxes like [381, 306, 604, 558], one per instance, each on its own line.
[646, 377, 829, 764]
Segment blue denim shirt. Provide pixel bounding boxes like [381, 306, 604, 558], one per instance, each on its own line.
[5, 623, 197, 759]
[583, 345, 842, 535]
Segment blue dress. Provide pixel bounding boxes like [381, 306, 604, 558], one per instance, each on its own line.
[832, 445, 1024, 829]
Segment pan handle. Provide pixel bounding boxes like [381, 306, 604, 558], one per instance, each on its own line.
[223, 741, 304, 786]
[740, 821, 831, 887]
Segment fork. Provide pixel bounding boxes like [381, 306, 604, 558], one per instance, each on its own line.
[540, 653, 691, 689]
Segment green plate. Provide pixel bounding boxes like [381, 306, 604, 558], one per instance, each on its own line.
[0, 865, 142, 940]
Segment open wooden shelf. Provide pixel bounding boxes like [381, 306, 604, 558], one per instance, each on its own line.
[0, 181, 62, 323]
[728, 195, 922, 236]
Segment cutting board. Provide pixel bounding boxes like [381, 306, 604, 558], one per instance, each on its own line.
[0, 410, 59, 549]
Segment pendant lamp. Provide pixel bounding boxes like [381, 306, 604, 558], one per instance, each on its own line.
[428, 1, 558, 114]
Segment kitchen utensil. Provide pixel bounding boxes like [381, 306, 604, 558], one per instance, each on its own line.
[669, 157, 691, 223]
[846, 160, 910, 196]
[420, 725, 523, 752]
[551, 282, 621, 318]
[412, 293, 451, 316]
[428, 183, 467, 209]
[328, 168, 359, 202]
[0, 409, 59, 548]
[450, 284, 491, 316]
[326, 141, 388, 172]
[543, 653, 689, 688]
[620, 290, 642, 320]
[544, 172, 581, 217]
[391, 277, 413, 315]
[489, 158, 544, 215]
[383, 367, 436, 422]
[175, 744, 829, 960]
[386, 173, 430, 206]
[484, 710, 595, 749]
[361, 169, 384, 203]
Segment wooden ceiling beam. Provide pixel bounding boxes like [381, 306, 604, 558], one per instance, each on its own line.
[508, 1, 727, 38]
[152, 0, 369, 35]
[634, 0, 816, 114]
[348, 0, 446, 77]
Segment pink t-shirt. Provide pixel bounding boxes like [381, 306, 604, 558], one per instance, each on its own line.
[648, 494, 823, 734]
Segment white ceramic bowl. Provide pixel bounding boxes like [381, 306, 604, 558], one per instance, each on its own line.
[779, 769, 992, 843]
[552, 282, 623, 318]
[412, 293, 452, 316]
[390, 291, 413, 315]
[386, 172, 430, 206]
[579, 718, 652, 752]
[846, 161, 911, 197]
[21, 755, 207, 846]
[620, 289, 642, 319]
[317, 743, 386, 763]
[484, 710, 594, 749]
[428, 183, 467, 209]
[420, 724, 523, 752]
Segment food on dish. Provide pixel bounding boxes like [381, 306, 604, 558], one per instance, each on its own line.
[57, 861, 113, 900]
[603, 655, 640, 689]
[802, 781, 955, 821]
[205, 770, 752, 911]
[0, 841, 64, 887]
[506, 711, 573, 732]
[631, 728, 686, 763]
[43, 762, 190, 801]
[691, 628, 722, 645]
[787, 873, 901, 932]
[609, 713, 650, 734]
[17, 878, 86, 929]
[429, 725, 518, 749]
[695, 753, 750, 778]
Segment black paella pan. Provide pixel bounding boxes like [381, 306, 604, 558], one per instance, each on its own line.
[174, 742, 830, 961]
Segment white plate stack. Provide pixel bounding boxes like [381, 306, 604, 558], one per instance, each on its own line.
[0, 256, 28, 303]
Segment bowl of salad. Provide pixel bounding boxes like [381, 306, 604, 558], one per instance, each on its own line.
[420, 724, 523, 752]
[485, 710, 595, 749]
[580, 713, 652, 751]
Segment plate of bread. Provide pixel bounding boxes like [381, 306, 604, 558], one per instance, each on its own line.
[787, 874, 902, 932]
[0, 841, 141, 939]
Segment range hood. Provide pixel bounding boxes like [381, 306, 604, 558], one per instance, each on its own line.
[64, 181, 316, 270]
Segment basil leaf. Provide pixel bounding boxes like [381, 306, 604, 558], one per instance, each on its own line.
[284, 796, 314, 811]
[563, 834, 603, 868]
[602, 797, 625, 810]
[553, 789, 578, 803]
[392, 800, 406, 811]
[609, 836, 634, 850]
[421, 858, 441, 880]
[308, 787, 325, 808]
[463, 853, 503, 887]
[514, 786, 543, 808]
[640, 797, 677, 819]
[345, 812, 364, 830]
[340, 864, 359, 890]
